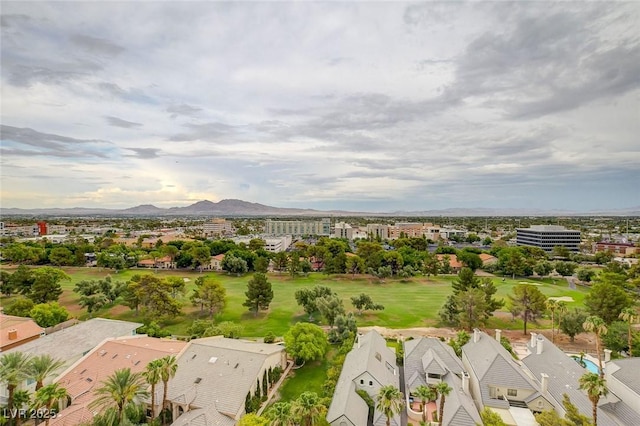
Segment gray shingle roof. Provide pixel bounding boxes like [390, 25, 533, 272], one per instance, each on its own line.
[600, 400, 640, 426]
[404, 337, 463, 394]
[441, 372, 482, 426]
[166, 336, 284, 421]
[609, 358, 640, 395]
[521, 334, 618, 426]
[462, 331, 538, 409]
[170, 404, 235, 426]
[327, 331, 400, 426]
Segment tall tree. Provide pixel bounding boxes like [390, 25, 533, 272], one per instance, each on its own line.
[0, 352, 32, 422]
[376, 385, 404, 426]
[316, 294, 345, 327]
[583, 316, 607, 378]
[456, 288, 490, 331]
[283, 323, 328, 364]
[243, 273, 274, 316]
[584, 280, 632, 324]
[290, 392, 326, 426]
[345, 255, 366, 277]
[191, 277, 226, 318]
[619, 307, 638, 354]
[29, 267, 70, 304]
[28, 354, 65, 391]
[413, 385, 436, 423]
[508, 284, 547, 335]
[546, 299, 564, 343]
[266, 401, 294, 426]
[89, 368, 149, 425]
[578, 372, 608, 426]
[559, 309, 587, 342]
[159, 355, 178, 416]
[435, 381, 452, 425]
[144, 359, 163, 418]
[350, 293, 384, 315]
[295, 285, 333, 321]
[32, 383, 68, 426]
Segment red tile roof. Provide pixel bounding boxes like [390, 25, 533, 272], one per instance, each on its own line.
[0, 313, 44, 351]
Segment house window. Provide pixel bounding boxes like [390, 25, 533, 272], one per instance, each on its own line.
[427, 373, 441, 380]
[360, 379, 364, 385]
[369, 381, 373, 386]
[507, 389, 517, 397]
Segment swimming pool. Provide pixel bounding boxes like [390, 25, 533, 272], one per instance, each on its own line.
[571, 356, 600, 374]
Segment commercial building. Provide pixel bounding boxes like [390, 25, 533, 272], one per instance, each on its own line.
[264, 218, 331, 236]
[203, 218, 236, 238]
[516, 225, 581, 253]
[334, 222, 354, 240]
[366, 224, 389, 240]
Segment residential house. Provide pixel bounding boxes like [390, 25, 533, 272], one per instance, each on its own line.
[603, 358, 640, 424]
[163, 336, 286, 425]
[327, 330, 400, 426]
[404, 337, 481, 425]
[436, 254, 463, 273]
[50, 336, 188, 426]
[462, 330, 554, 425]
[0, 313, 45, 352]
[479, 253, 498, 267]
[521, 333, 622, 425]
[204, 254, 225, 271]
[137, 256, 176, 269]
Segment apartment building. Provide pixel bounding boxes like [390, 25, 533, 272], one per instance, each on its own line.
[203, 218, 235, 238]
[366, 224, 389, 240]
[264, 218, 331, 236]
[334, 222, 354, 240]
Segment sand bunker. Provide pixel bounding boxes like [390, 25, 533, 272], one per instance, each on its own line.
[547, 296, 574, 302]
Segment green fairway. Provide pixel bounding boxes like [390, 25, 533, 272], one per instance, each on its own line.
[0, 266, 590, 337]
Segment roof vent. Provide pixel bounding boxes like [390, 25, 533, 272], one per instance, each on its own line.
[209, 357, 218, 364]
[80, 369, 87, 375]
[191, 354, 197, 360]
[194, 377, 202, 384]
[112, 354, 118, 359]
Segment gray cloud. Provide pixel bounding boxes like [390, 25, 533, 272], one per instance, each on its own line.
[0, 125, 112, 158]
[70, 34, 125, 56]
[105, 116, 143, 128]
[125, 148, 161, 159]
[167, 104, 202, 117]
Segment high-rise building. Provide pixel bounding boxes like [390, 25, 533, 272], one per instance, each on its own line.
[265, 218, 331, 236]
[334, 222, 353, 240]
[516, 225, 581, 252]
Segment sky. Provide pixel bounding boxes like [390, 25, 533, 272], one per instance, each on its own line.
[1, 1, 639, 213]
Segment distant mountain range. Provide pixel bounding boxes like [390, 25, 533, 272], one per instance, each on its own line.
[1, 199, 638, 217]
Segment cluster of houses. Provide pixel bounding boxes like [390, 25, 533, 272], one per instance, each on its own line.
[0, 314, 287, 426]
[327, 329, 640, 426]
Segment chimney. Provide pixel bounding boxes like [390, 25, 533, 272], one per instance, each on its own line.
[530, 332, 537, 348]
[462, 371, 470, 395]
[495, 329, 502, 342]
[604, 349, 612, 363]
[357, 333, 362, 349]
[536, 335, 544, 355]
[540, 373, 549, 394]
[8, 329, 17, 340]
[473, 329, 480, 343]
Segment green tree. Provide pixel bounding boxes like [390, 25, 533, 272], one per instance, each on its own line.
[559, 309, 587, 342]
[413, 385, 436, 423]
[144, 359, 163, 418]
[28, 354, 65, 391]
[584, 280, 632, 324]
[422, 252, 440, 279]
[291, 392, 326, 426]
[619, 307, 638, 354]
[283, 323, 328, 364]
[125, 274, 182, 319]
[29, 267, 70, 304]
[345, 255, 366, 277]
[237, 414, 269, 426]
[552, 245, 571, 259]
[316, 294, 345, 327]
[254, 256, 270, 273]
[266, 401, 294, 426]
[0, 352, 32, 420]
[579, 372, 608, 426]
[3, 297, 35, 317]
[10, 265, 35, 296]
[481, 407, 508, 425]
[457, 251, 482, 271]
[288, 252, 301, 278]
[456, 288, 490, 331]
[435, 381, 452, 425]
[328, 313, 357, 345]
[32, 383, 68, 426]
[449, 330, 470, 357]
[376, 385, 404, 426]
[350, 293, 384, 315]
[554, 261, 578, 277]
[295, 285, 334, 321]
[243, 273, 274, 316]
[89, 368, 149, 425]
[159, 355, 178, 414]
[546, 299, 566, 344]
[190, 245, 212, 272]
[191, 277, 227, 318]
[576, 268, 596, 283]
[583, 316, 607, 378]
[13, 389, 31, 426]
[499, 248, 527, 278]
[508, 284, 547, 335]
[29, 302, 69, 328]
[533, 260, 553, 277]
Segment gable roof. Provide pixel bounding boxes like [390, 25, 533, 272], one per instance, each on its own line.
[441, 373, 482, 426]
[521, 334, 621, 426]
[462, 331, 539, 409]
[0, 313, 44, 350]
[404, 337, 464, 393]
[608, 358, 640, 395]
[327, 330, 399, 425]
[165, 336, 284, 420]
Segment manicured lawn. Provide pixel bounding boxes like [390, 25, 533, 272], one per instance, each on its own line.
[277, 348, 336, 403]
[0, 266, 591, 337]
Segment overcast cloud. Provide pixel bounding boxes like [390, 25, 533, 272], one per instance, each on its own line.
[1, 1, 638, 211]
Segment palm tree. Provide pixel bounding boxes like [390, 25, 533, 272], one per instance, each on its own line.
[291, 392, 326, 426]
[619, 307, 637, 354]
[89, 368, 149, 425]
[413, 385, 435, 423]
[266, 401, 294, 426]
[579, 372, 608, 426]
[32, 383, 68, 426]
[13, 390, 31, 426]
[0, 352, 32, 420]
[28, 354, 65, 391]
[376, 385, 404, 426]
[435, 381, 452, 425]
[583, 316, 607, 378]
[144, 359, 163, 419]
[159, 355, 178, 423]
